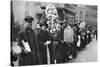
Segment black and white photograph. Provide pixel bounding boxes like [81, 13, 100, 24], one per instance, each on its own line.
[10, 0, 98, 66]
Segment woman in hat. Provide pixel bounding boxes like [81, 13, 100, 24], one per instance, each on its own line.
[37, 22, 54, 64]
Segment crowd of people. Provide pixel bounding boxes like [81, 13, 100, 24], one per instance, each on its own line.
[11, 4, 97, 66]
[11, 16, 97, 66]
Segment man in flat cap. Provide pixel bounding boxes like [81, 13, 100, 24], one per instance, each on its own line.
[17, 16, 41, 66]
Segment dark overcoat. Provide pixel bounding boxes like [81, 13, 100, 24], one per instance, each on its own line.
[37, 29, 53, 64]
[17, 28, 41, 66]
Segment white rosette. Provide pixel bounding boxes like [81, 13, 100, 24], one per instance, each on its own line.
[12, 41, 22, 55]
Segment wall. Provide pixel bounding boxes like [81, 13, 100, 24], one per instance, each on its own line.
[12, 1, 42, 29]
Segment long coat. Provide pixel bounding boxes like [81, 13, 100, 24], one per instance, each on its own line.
[37, 29, 53, 64]
[17, 28, 41, 66]
[53, 30, 64, 63]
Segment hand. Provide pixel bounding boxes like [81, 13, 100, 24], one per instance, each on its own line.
[53, 41, 58, 45]
[47, 40, 51, 44]
[61, 40, 64, 43]
[44, 41, 51, 45]
[44, 42, 48, 45]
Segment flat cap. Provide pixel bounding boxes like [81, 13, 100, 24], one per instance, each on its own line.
[24, 16, 34, 23]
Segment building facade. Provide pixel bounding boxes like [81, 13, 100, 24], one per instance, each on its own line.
[85, 5, 97, 28]
[64, 4, 76, 24]
[75, 5, 86, 23]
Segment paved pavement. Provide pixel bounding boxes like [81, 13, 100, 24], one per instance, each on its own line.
[69, 39, 97, 63]
[13, 39, 98, 66]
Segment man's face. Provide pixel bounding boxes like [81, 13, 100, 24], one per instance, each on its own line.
[27, 22, 32, 28]
[42, 25, 46, 30]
